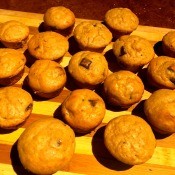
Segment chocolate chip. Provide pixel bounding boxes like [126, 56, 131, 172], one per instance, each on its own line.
[167, 65, 175, 72]
[169, 77, 175, 84]
[34, 45, 40, 51]
[88, 99, 97, 107]
[119, 46, 126, 56]
[79, 58, 92, 69]
[57, 139, 62, 147]
[25, 103, 33, 112]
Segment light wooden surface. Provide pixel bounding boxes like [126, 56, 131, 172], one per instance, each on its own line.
[0, 9, 175, 175]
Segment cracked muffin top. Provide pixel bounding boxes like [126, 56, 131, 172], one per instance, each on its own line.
[73, 21, 112, 52]
[27, 31, 69, 61]
[61, 88, 106, 133]
[104, 8, 139, 35]
[0, 86, 33, 129]
[17, 118, 75, 174]
[68, 51, 109, 89]
[113, 35, 155, 72]
[103, 70, 144, 108]
[144, 89, 175, 134]
[104, 114, 156, 165]
[147, 56, 175, 89]
[43, 6, 75, 30]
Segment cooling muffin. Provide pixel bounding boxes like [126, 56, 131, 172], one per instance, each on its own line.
[104, 115, 156, 165]
[0, 20, 29, 49]
[43, 6, 75, 37]
[113, 35, 155, 72]
[144, 89, 175, 134]
[27, 31, 69, 61]
[0, 48, 26, 86]
[103, 70, 144, 108]
[17, 118, 75, 175]
[73, 21, 112, 52]
[27, 60, 67, 98]
[68, 51, 109, 89]
[147, 56, 175, 89]
[162, 31, 175, 57]
[0, 86, 33, 129]
[104, 8, 139, 39]
[61, 89, 106, 133]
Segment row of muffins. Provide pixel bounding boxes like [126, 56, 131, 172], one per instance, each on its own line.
[0, 6, 175, 175]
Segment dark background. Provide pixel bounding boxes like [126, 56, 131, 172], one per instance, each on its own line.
[0, 0, 175, 28]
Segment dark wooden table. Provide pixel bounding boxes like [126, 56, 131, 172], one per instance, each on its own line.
[0, 0, 175, 28]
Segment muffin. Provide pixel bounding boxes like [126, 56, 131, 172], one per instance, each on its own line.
[27, 60, 67, 98]
[104, 8, 139, 39]
[147, 56, 175, 89]
[104, 115, 156, 165]
[43, 6, 75, 37]
[113, 35, 155, 72]
[68, 51, 109, 89]
[162, 31, 175, 57]
[61, 89, 106, 133]
[0, 20, 29, 49]
[144, 89, 175, 134]
[103, 70, 144, 108]
[73, 21, 112, 52]
[0, 86, 33, 129]
[0, 48, 26, 86]
[17, 118, 75, 175]
[27, 31, 69, 61]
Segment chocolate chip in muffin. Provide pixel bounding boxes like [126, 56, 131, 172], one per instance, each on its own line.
[88, 99, 98, 107]
[79, 58, 92, 69]
[25, 103, 33, 112]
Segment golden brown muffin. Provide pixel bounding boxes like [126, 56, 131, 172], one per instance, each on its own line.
[17, 118, 75, 175]
[104, 8, 139, 39]
[104, 115, 156, 165]
[0, 20, 29, 49]
[103, 70, 144, 108]
[43, 6, 75, 37]
[61, 89, 106, 133]
[0, 86, 33, 129]
[27, 60, 67, 98]
[68, 51, 109, 89]
[162, 31, 175, 57]
[147, 56, 175, 89]
[27, 31, 69, 61]
[113, 35, 155, 72]
[73, 21, 112, 52]
[144, 89, 175, 134]
[0, 48, 26, 86]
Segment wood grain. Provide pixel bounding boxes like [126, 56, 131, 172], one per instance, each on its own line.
[0, 9, 175, 175]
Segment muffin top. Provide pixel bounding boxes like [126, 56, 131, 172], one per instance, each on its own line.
[104, 8, 139, 33]
[103, 70, 144, 107]
[73, 21, 112, 50]
[104, 115, 156, 165]
[43, 6, 75, 30]
[27, 31, 69, 60]
[28, 59, 67, 94]
[162, 31, 175, 52]
[61, 89, 106, 133]
[0, 86, 33, 129]
[144, 89, 175, 134]
[162, 31, 175, 57]
[17, 118, 75, 175]
[0, 48, 26, 78]
[113, 35, 155, 72]
[0, 20, 29, 42]
[147, 56, 175, 89]
[68, 51, 109, 88]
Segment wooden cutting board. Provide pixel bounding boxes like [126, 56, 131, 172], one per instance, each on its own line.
[0, 9, 175, 175]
